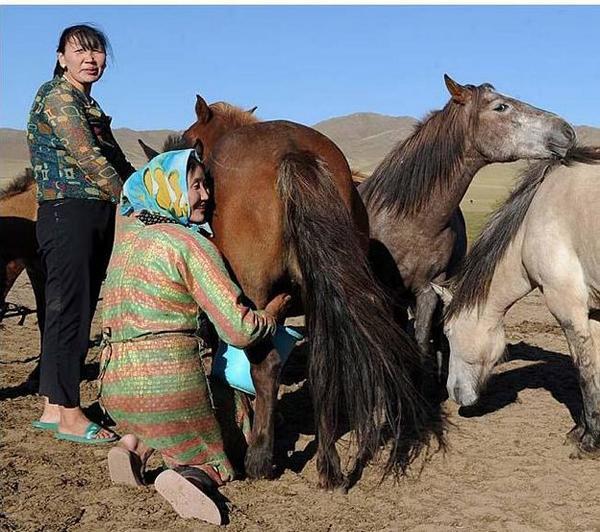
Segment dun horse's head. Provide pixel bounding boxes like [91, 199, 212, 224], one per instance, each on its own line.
[432, 283, 506, 407]
[444, 74, 576, 161]
[183, 95, 258, 161]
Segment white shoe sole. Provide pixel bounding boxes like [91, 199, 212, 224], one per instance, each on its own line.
[107, 446, 144, 487]
[154, 469, 223, 525]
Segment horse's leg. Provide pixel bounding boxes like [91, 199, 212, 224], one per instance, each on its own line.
[414, 285, 440, 390]
[244, 341, 281, 479]
[545, 288, 600, 456]
[414, 285, 438, 353]
[23, 258, 45, 389]
[24, 258, 46, 348]
[0, 255, 7, 316]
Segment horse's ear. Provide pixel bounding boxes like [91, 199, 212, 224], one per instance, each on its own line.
[193, 140, 204, 163]
[247, 106, 258, 115]
[431, 282, 454, 307]
[444, 74, 471, 105]
[195, 95, 212, 123]
[138, 139, 159, 161]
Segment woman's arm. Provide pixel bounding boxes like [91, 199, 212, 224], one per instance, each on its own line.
[42, 86, 124, 201]
[176, 232, 278, 348]
[102, 124, 137, 180]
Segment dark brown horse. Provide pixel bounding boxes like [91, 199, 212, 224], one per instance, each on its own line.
[358, 75, 576, 371]
[0, 171, 45, 345]
[143, 97, 443, 490]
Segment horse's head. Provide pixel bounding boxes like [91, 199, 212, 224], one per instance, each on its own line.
[183, 95, 259, 161]
[432, 283, 506, 407]
[444, 74, 576, 162]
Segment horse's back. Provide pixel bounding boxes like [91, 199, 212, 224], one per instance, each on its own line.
[523, 162, 600, 305]
[0, 179, 37, 219]
[212, 120, 351, 185]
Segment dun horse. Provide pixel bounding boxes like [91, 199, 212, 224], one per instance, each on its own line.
[358, 75, 576, 367]
[432, 147, 600, 457]
[142, 97, 442, 490]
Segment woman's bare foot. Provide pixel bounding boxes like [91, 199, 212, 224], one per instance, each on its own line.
[118, 434, 154, 464]
[108, 434, 155, 486]
[38, 397, 60, 424]
[58, 405, 114, 439]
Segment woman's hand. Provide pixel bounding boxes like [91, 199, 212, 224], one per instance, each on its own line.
[264, 293, 292, 321]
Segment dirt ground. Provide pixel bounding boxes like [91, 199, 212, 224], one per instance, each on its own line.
[2, 274, 600, 532]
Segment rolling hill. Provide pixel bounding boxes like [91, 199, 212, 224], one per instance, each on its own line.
[2, 116, 599, 239]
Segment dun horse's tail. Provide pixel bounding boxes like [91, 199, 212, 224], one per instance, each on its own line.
[277, 152, 443, 483]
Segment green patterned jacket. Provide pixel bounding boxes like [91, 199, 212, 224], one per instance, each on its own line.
[27, 76, 136, 204]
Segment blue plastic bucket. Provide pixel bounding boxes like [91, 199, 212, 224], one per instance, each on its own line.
[212, 325, 304, 395]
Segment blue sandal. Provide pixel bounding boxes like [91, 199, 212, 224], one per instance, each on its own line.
[55, 422, 117, 445]
[31, 420, 59, 432]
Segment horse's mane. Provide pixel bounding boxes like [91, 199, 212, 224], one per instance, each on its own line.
[161, 102, 259, 153]
[211, 101, 259, 129]
[161, 133, 189, 152]
[446, 145, 600, 319]
[0, 168, 35, 200]
[351, 169, 370, 184]
[360, 84, 493, 218]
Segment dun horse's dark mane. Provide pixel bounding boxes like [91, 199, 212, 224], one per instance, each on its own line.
[360, 84, 491, 217]
[447, 145, 600, 319]
[0, 168, 35, 200]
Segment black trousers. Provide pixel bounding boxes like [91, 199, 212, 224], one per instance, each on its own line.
[36, 198, 116, 407]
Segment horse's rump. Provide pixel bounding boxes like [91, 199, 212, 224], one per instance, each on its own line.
[208, 120, 361, 306]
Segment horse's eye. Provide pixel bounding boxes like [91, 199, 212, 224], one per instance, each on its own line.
[494, 103, 509, 112]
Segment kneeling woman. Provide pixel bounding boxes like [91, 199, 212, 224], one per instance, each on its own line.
[100, 148, 289, 525]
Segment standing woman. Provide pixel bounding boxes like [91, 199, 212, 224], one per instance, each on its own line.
[28, 25, 135, 443]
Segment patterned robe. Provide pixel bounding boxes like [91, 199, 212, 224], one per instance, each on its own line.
[100, 216, 276, 482]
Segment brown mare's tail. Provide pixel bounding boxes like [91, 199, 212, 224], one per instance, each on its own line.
[277, 152, 443, 481]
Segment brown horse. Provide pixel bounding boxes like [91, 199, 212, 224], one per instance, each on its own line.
[358, 75, 576, 373]
[143, 97, 443, 490]
[0, 171, 45, 345]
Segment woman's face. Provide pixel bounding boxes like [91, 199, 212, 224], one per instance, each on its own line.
[58, 37, 106, 90]
[187, 163, 210, 224]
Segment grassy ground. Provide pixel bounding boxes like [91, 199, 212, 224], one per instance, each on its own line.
[463, 210, 490, 244]
[460, 160, 526, 244]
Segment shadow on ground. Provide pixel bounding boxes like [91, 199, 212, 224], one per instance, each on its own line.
[458, 341, 581, 423]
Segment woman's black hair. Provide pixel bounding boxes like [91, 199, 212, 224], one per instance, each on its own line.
[53, 24, 112, 78]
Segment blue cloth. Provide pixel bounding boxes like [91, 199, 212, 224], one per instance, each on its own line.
[212, 325, 304, 395]
[121, 149, 196, 225]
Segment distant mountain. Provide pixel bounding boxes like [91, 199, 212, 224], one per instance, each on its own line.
[313, 113, 418, 173]
[575, 126, 600, 146]
[0, 128, 174, 180]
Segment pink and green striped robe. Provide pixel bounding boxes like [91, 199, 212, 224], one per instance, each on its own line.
[100, 215, 276, 482]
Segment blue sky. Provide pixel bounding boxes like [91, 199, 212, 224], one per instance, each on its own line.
[2, 5, 599, 130]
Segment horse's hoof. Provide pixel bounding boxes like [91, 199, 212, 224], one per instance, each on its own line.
[564, 425, 585, 446]
[317, 476, 347, 493]
[244, 446, 275, 480]
[569, 447, 600, 460]
[568, 433, 600, 460]
[334, 484, 348, 495]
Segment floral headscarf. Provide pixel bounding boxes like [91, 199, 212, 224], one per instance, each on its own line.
[121, 149, 198, 226]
